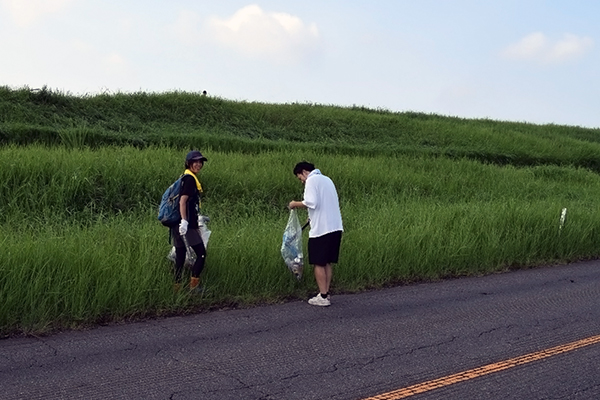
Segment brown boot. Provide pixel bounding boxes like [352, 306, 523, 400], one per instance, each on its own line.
[190, 277, 200, 290]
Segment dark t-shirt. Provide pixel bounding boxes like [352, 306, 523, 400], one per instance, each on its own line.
[180, 175, 201, 228]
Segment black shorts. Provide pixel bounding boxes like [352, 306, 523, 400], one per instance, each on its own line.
[308, 230, 342, 266]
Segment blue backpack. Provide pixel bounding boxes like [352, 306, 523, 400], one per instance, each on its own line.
[158, 176, 183, 227]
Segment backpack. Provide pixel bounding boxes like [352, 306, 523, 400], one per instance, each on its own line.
[158, 176, 184, 227]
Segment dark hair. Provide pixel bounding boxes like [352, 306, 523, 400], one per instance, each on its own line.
[293, 161, 315, 175]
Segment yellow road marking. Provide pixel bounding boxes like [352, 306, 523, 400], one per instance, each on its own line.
[363, 334, 600, 400]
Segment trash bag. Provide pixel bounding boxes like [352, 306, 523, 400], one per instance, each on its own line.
[166, 239, 196, 268]
[281, 209, 304, 280]
[198, 215, 211, 248]
[166, 215, 211, 268]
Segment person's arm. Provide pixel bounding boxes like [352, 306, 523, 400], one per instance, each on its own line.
[288, 200, 306, 209]
[180, 195, 189, 221]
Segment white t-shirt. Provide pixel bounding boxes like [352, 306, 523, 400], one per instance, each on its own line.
[302, 169, 343, 238]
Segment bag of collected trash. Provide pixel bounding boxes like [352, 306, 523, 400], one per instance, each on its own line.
[166, 238, 196, 268]
[166, 215, 211, 268]
[198, 215, 211, 247]
[281, 209, 304, 280]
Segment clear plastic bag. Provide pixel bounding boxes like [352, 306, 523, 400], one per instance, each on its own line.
[281, 209, 304, 280]
[198, 215, 211, 248]
[166, 215, 212, 268]
[166, 238, 196, 268]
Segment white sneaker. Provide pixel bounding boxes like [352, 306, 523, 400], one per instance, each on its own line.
[308, 294, 331, 307]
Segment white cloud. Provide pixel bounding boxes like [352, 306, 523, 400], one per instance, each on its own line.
[1, 0, 73, 28]
[205, 4, 319, 63]
[502, 32, 594, 64]
[503, 32, 547, 59]
[550, 34, 594, 61]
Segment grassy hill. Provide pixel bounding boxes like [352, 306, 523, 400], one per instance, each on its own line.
[2, 85, 600, 336]
[2, 85, 600, 168]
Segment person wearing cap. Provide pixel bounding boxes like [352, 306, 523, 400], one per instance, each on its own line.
[288, 161, 343, 307]
[172, 150, 208, 291]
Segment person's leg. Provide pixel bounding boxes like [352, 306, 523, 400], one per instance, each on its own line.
[313, 264, 329, 295]
[322, 231, 341, 296]
[190, 242, 206, 278]
[324, 263, 332, 293]
[189, 242, 206, 290]
[309, 265, 331, 306]
[181, 229, 205, 290]
[174, 245, 186, 283]
[307, 235, 332, 306]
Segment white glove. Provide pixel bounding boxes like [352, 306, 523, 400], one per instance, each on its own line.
[179, 219, 189, 236]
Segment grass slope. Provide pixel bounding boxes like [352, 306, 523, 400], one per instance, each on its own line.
[2, 86, 600, 168]
[2, 86, 600, 336]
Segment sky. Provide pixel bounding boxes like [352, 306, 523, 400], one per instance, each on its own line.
[1, 0, 599, 128]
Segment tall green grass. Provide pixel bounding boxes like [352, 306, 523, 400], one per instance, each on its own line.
[1, 145, 598, 221]
[3, 86, 600, 336]
[2, 144, 600, 335]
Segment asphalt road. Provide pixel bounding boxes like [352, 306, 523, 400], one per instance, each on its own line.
[2, 260, 600, 400]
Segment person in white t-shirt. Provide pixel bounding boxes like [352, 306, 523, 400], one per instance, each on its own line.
[288, 161, 343, 307]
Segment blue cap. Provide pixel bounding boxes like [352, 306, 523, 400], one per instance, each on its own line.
[185, 150, 207, 163]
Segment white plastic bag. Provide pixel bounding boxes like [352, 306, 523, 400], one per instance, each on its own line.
[281, 209, 304, 280]
[166, 239, 196, 268]
[166, 215, 211, 268]
[198, 215, 211, 248]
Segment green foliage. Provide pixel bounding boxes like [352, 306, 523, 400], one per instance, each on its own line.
[2, 86, 600, 336]
[2, 86, 600, 169]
